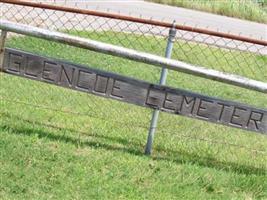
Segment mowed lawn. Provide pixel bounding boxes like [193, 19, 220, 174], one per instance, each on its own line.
[0, 32, 267, 199]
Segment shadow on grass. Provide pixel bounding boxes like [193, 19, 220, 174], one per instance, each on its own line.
[1, 112, 266, 176]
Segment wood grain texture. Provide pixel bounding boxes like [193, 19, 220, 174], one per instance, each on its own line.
[2, 48, 267, 134]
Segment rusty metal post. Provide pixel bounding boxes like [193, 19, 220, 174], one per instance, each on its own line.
[1, 0, 266, 46]
[145, 22, 177, 155]
[0, 30, 7, 68]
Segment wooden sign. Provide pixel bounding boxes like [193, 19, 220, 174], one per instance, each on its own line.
[1, 48, 267, 134]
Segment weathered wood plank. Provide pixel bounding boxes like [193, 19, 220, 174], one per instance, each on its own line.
[1, 48, 267, 134]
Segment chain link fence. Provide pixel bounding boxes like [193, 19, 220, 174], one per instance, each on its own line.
[1, 1, 266, 81]
[0, 1, 266, 169]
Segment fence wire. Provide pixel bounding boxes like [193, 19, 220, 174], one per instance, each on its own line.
[0, 2, 266, 167]
[1, 2, 266, 81]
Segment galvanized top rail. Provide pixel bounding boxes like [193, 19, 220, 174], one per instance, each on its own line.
[1, 0, 267, 46]
[0, 20, 267, 93]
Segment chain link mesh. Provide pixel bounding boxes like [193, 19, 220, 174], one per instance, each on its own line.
[0, 2, 266, 168]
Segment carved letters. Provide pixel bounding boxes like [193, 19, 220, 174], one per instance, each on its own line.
[2, 48, 267, 133]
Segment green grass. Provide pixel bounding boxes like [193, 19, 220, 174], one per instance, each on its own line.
[0, 32, 267, 199]
[146, 0, 267, 23]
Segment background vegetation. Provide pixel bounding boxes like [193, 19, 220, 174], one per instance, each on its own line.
[146, 0, 267, 23]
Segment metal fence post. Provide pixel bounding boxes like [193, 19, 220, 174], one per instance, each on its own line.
[144, 22, 177, 155]
[0, 30, 7, 68]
